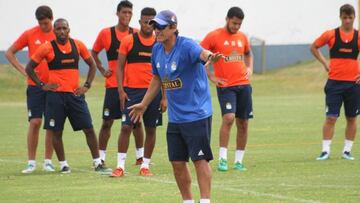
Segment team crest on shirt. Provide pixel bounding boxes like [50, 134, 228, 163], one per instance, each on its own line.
[226, 102, 232, 110]
[35, 39, 41, 45]
[237, 40, 243, 47]
[49, 119, 55, 127]
[171, 61, 177, 72]
[224, 40, 230, 46]
[231, 41, 236, 46]
[104, 108, 110, 117]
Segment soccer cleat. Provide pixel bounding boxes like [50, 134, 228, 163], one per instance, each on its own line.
[110, 167, 124, 177]
[22, 164, 36, 174]
[233, 162, 247, 171]
[60, 166, 71, 174]
[95, 164, 112, 175]
[316, 151, 329, 161]
[43, 163, 55, 172]
[217, 158, 228, 171]
[342, 151, 355, 160]
[135, 157, 143, 165]
[139, 168, 154, 176]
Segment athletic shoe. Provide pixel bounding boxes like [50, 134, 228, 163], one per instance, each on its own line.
[135, 157, 143, 165]
[217, 158, 228, 171]
[95, 164, 112, 175]
[43, 163, 55, 172]
[139, 168, 153, 176]
[110, 167, 124, 177]
[233, 162, 247, 171]
[316, 151, 329, 161]
[60, 166, 71, 174]
[342, 151, 355, 160]
[22, 164, 36, 174]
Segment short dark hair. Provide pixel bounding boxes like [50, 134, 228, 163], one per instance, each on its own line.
[35, 5, 53, 20]
[141, 7, 156, 16]
[227, 7, 244, 20]
[54, 18, 69, 28]
[340, 4, 355, 16]
[117, 0, 133, 12]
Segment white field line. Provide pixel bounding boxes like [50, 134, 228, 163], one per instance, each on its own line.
[1, 158, 322, 203]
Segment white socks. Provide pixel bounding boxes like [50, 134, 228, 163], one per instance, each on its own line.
[141, 158, 151, 169]
[322, 140, 332, 153]
[136, 147, 144, 159]
[59, 160, 69, 169]
[200, 199, 210, 203]
[117, 153, 127, 169]
[99, 150, 106, 161]
[219, 147, 227, 160]
[183, 200, 194, 203]
[235, 150, 245, 163]
[28, 160, 36, 166]
[343, 139, 354, 153]
[44, 159, 52, 165]
[93, 158, 102, 167]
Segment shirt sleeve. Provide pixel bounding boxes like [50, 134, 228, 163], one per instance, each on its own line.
[200, 31, 213, 51]
[92, 29, 106, 52]
[30, 43, 50, 63]
[12, 30, 29, 50]
[184, 39, 203, 64]
[244, 35, 251, 55]
[77, 40, 91, 60]
[151, 45, 159, 76]
[314, 30, 333, 48]
[118, 35, 133, 56]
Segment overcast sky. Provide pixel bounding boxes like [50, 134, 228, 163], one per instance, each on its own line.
[0, 0, 357, 50]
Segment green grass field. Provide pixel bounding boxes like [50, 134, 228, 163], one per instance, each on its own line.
[1, 61, 360, 203]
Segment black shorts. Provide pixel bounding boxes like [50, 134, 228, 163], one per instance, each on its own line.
[102, 88, 122, 120]
[122, 87, 162, 128]
[217, 85, 253, 119]
[26, 85, 46, 121]
[44, 92, 93, 131]
[324, 79, 360, 117]
[167, 116, 213, 162]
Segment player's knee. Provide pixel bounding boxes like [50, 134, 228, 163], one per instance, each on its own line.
[83, 128, 95, 136]
[236, 119, 248, 130]
[121, 125, 133, 135]
[101, 120, 113, 129]
[325, 117, 337, 125]
[346, 116, 357, 124]
[29, 118, 42, 127]
[222, 114, 235, 126]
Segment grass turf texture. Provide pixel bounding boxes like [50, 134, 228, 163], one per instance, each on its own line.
[0, 61, 359, 202]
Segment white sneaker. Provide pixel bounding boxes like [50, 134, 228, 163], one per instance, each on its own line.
[22, 164, 36, 174]
[43, 162, 55, 172]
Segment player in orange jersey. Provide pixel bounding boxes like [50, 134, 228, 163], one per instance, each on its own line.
[311, 4, 360, 161]
[91, 0, 144, 165]
[5, 5, 55, 173]
[25, 18, 111, 174]
[201, 7, 253, 172]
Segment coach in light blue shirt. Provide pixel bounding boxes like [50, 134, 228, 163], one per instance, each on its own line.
[128, 10, 222, 203]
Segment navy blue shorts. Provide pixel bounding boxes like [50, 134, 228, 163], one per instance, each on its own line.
[102, 88, 122, 120]
[44, 92, 93, 131]
[216, 85, 253, 119]
[324, 79, 360, 117]
[122, 87, 162, 128]
[167, 116, 213, 162]
[26, 85, 47, 121]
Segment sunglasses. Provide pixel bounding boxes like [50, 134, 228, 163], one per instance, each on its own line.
[153, 23, 168, 30]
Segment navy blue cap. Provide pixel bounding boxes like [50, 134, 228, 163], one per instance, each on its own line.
[149, 10, 177, 26]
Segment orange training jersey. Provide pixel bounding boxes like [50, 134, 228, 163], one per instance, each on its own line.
[12, 26, 55, 85]
[314, 28, 360, 81]
[200, 28, 251, 87]
[31, 39, 91, 93]
[119, 33, 155, 88]
[92, 27, 139, 88]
